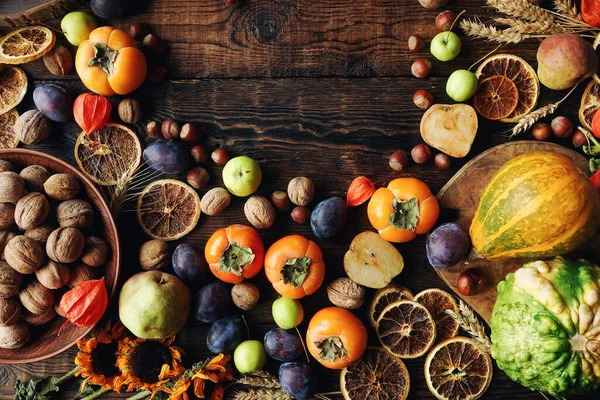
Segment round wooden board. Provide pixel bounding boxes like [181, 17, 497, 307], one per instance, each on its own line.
[435, 140, 590, 325]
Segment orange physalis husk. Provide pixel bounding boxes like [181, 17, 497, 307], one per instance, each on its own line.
[59, 277, 108, 334]
[346, 176, 376, 207]
[73, 93, 112, 136]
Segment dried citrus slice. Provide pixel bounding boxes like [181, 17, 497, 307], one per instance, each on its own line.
[368, 285, 413, 328]
[0, 109, 19, 149]
[579, 80, 600, 131]
[473, 75, 519, 121]
[425, 337, 493, 400]
[0, 65, 27, 115]
[376, 300, 436, 359]
[0, 26, 55, 64]
[414, 289, 459, 343]
[137, 179, 201, 241]
[74, 123, 142, 186]
[340, 347, 410, 400]
[475, 54, 539, 123]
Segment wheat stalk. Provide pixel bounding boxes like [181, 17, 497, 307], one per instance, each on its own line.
[461, 19, 531, 43]
[236, 371, 281, 389]
[487, 0, 555, 23]
[493, 17, 564, 35]
[446, 299, 492, 353]
[553, 0, 580, 20]
[231, 389, 292, 400]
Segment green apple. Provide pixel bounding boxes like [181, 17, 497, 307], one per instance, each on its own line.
[272, 296, 304, 329]
[61, 11, 97, 46]
[234, 340, 267, 373]
[222, 156, 262, 197]
[430, 31, 461, 62]
[446, 69, 478, 102]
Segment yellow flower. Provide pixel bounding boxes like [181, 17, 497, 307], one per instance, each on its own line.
[169, 354, 233, 400]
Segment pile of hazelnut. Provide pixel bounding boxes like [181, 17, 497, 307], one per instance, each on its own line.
[0, 161, 109, 350]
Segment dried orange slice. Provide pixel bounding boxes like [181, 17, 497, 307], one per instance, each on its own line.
[425, 337, 493, 400]
[0, 65, 27, 115]
[137, 179, 201, 241]
[376, 300, 436, 359]
[0, 109, 19, 149]
[368, 285, 413, 328]
[74, 123, 142, 186]
[475, 54, 539, 123]
[473, 75, 519, 121]
[579, 80, 600, 131]
[0, 26, 55, 65]
[414, 289, 459, 343]
[340, 347, 410, 400]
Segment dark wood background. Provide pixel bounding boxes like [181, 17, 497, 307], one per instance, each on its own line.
[0, 0, 596, 399]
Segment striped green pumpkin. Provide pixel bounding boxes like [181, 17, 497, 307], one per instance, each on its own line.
[470, 151, 600, 260]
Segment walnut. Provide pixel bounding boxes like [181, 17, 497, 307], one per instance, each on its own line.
[20, 165, 51, 193]
[46, 227, 85, 263]
[57, 199, 94, 229]
[19, 279, 54, 315]
[0, 320, 30, 349]
[4, 235, 45, 274]
[42, 45, 72, 77]
[23, 307, 57, 326]
[68, 263, 99, 288]
[139, 239, 168, 270]
[24, 224, 54, 245]
[35, 260, 69, 289]
[0, 172, 24, 204]
[200, 188, 231, 216]
[287, 177, 315, 206]
[231, 282, 260, 310]
[13, 110, 51, 145]
[0, 231, 16, 261]
[54, 296, 64, 317]
[0, 203, 15, 230]
[0, 160, 13, 173]
[81, 237, 109, 267]
[0, 261, 22, 298]
[44, 173, 80, 200]
[118, 98, 143, 124]
[0, 297, 20, 326]
[327, 277, 365, 309]
[244, 196, 275, 229]
[14, 192, 49, 230]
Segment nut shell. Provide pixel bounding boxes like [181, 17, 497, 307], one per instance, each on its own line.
[81, 237, 109, 267]
[19, 279, 54, 315]
[44, 174, 80, 200]
[231, 282, 260, 310]
[35, 260, 69, 289]
[46, 227, 85, 263]
[20, 165, 51, 193]
[287, 177, 315, 206]
[23, 307, 57, 326]
[326, 277, 365, 309]
[4, 235, 44, 274]
[0, 203, 15, 230]
[24, 224, 54, 245]
[0, 161, 13, 173]
[14, 110, 51, 145]
[15, 192, 49, 230]
[118, 98, 143, 124]
[0, 172, 24, 204]
[0, 261, 22, 298]
[42, 45, 72, 77]
[56, 199, 94, 229]
[139, 239, 168, 270]
[0, 297, 20, 326]
[68, 263, 99, 288]
[0, 231, 16, 261]
[0, 320, 30, 349]
[244, 196, 275, 229]
[200, 187, 231, 216]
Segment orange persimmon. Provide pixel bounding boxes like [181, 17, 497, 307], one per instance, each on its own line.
[367, 177, 439, 243]
[205, 224, 265, 284]
[264, 235, 325, 299]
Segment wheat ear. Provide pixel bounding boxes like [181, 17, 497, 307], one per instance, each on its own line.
[236, 371, 281, 389]
[461, 19, 531, 44]
[446, 299, 492, 353]
[232, 389, 292, 400]
[487, 0, 556, 23]
[553, 0, 580, 20]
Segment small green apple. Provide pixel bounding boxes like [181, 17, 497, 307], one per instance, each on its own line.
[430, 31, 461, 62]
[61, 11, 97, 46]
[446, 69, 478, 102]
[234, 340, 267, 373]
[272, 296, 304, 329]
[222, 156, 262, 197]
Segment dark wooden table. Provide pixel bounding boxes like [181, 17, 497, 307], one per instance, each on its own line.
[0, 0, 596, 399]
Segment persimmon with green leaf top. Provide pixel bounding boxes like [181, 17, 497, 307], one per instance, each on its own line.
[265, 235, 325, 299]
[205, 224, 265, 284]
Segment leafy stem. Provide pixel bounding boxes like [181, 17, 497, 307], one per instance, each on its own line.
[14, 366, 81, 400]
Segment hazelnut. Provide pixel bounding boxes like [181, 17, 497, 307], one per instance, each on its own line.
[0, 297, 20, 326]
[20, 165, 51, 192]
[436, 10, 455, 31]
[551, 116, 574, 138]
[191, 145, 209, 163]
[572, 129, 587, 147]
[291, 206, 311, 224]
[434, 153, 451, 170]
[24, 225, 54, 245]
[408, 34, 425, 52]
[270, 191, 291, 211]
[231, 282, 260, 310]
[0, 261, 22, 298]
[326, 277, 365, 309]
[180, 123, 203, 143]
[200, 188, 231, 216]
[244, 196, 276, 229]
[419, 0, 450, 9]
[35, 260, 69, 289]
[68, 263, 99, 288]
[46, 227, 85, 263]
[411, 144, 432, 164]
[389, 150, 409, 171]
[148, 65, 167, 83]
[81, 237, 109, 267]
[129, 22, 151, 40]
[0, 203, 15, 230]
[0, 231, 16, 261]
[23, 307, 57, 326]
[142, 34, 165, 54]
[14, 110, 52, 145]
[413, 89, 434, 110]
[411, 59, 432, 78]
[5, 235, 44, 274]
[56, 199, 94, 229]
[19, 279, 54, 315]
[15, 192, 49, 230]
[42, 45, 73, 77]
[211, 148, 230, 165]
[0, 172, 24, 204]
[187, 167, 210, 189]
[146, 121, 160, 137]
[532, 122, 551, 141]
[162, 118, 181, 140]
[0, 161, 13, 173]
[118, 98, 143, 124]
[287, 177, 315, 206]
[44, 174, 80, 200]
[139, 239, 168, 270]
[0, 320, 30, 349]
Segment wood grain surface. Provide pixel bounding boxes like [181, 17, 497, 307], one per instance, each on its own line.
[0, 0, 85, 27]
[0, 0, 597, 399]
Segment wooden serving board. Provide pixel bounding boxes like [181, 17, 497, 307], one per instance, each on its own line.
[0, 0, 84, 28]
[435, 141, 590, 325]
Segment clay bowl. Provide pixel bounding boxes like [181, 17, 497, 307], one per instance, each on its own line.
[0, 149, 120, 363]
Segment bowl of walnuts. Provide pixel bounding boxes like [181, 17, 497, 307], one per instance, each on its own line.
[0, 149, 120, 363]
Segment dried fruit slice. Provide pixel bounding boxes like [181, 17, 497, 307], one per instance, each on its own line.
[425, 337, 493, 400]
[473, 75, 519, 121]
[74, 123, 142, 186]
[340, 347, 410, 400]
[579, 80, 600, 131]
[475, 54, 539, 123]
[137, 179, 201, 241]
[414, 289, 459, 343]
[0, 65, 27, 115]
[0, 109, 19, 149]
[368, 285, 413, 328]
[376, 300, 436, 359]
[0, 26, 55, 64]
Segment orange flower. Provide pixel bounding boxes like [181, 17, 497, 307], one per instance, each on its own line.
[170, 354, 233, 400]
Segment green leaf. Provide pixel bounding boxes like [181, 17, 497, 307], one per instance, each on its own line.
[280, 257, 312, 288]
[14, 377, 60, 400]
[583, 145, 600, 156]
[315, 337, 347, 363]
[219, 242, 255, 276]
[388, 198, 420, 231]
[590, 158, 600, 174]
[88, 43, 117, 76]
[73, 382, 96, 399]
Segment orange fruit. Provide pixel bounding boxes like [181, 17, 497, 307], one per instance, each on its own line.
[475, 54, 539, 123]
[0, 26, 55, 65]
[340, 347, 410, 400]
[473, 75, 519, 121]
[74, 123, 142, 186]
[0, 110, 19, 149]
[137, 179, 201, 241]
[368, 285, 413, 328]
[579, 80, 600, 131]
[376, 300, 436, 359]
[414, 289, 459, 343]
[0, 65, 27, 115]
[424, 337, 493, 400]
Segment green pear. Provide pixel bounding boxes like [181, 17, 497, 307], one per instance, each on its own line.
[119, 271, 190, 339]
[537, 34, 598, 90]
